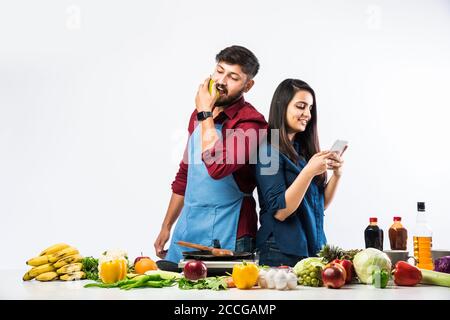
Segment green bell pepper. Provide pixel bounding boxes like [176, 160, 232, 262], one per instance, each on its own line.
[372, 269, 389, 288]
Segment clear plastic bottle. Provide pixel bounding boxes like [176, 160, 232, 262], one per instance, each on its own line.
[413, 202, 433, 270]
[364, 217, 383, 251]
[389, 217, 408, 250]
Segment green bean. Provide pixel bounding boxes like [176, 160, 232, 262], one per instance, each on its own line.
[84, 278, 132, 288]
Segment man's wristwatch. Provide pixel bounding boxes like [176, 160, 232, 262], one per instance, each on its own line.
[197, 111, 213, 121]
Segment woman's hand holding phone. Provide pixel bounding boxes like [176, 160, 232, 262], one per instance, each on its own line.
[327, 150, 346, 177]
[304, 151, 333, 177]
[327, 140, 348, 177]
[303, 139, 348, 178]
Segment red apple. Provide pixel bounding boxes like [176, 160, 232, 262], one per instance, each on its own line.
[322, 264, 346, 289]
[134, 252, 150, 266]
[183, 260, 207, 281]
[332, 259, 353, 284]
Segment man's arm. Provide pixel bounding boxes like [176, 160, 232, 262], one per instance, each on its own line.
[154, 156, 187, 259]
[154, 192, 184, 258]
[200, 116, 220, 152]
[154, 110, 196, 259]
[202, 120, 267, 179]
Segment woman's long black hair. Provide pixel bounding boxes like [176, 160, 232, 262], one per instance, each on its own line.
[268, 78, 326, 186]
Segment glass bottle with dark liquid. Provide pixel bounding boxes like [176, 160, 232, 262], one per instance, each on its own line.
[364, 217, 384, 251]
[389, 216, 408, 250]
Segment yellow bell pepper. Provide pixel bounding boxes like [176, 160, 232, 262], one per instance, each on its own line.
[232, 262, 259, 289]
[99, 259, 128, 284]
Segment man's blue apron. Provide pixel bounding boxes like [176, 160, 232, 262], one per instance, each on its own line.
[165, 122, 246, 263]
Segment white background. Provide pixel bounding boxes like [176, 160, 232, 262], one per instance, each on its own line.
[1, 0, 449, 269]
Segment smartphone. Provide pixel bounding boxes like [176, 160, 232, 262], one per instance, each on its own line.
[330, 139, 348, 156]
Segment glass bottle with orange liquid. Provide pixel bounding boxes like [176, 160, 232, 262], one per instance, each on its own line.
[413, 202, 433, 270]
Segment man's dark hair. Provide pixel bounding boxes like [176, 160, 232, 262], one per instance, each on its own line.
[215, 45, 260, 79]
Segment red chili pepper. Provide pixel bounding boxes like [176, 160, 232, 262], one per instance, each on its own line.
[393, 261, 422, 286]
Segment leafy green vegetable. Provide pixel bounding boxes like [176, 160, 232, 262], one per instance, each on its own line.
[178, 277, 228, 291]
[81, 256, 99, 280]
[353, 248, 392, 284]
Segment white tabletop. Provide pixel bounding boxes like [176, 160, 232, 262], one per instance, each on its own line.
[2, 269, 449, 300]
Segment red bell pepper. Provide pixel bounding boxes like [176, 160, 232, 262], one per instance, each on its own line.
[393, 261, 422, 286]
[332, 259, 353, 284]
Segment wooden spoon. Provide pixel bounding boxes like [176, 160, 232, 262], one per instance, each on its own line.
[177, 241, 234, 257]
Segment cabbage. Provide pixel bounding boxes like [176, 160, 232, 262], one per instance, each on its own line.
[433, 256, 450, 274]
[293, 257, 325, 275]
[353, 248, 392, 284]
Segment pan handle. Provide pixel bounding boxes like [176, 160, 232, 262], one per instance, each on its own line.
[177, 241, 213, 251]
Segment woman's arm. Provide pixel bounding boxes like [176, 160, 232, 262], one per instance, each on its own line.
[274, 168, 314, 221]
[324, 173, 341, 210]
[274, 151, 331, 221]
[324, 152, 345, 210]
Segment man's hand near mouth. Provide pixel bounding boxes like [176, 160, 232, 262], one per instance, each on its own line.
[196, 77, 221, 152]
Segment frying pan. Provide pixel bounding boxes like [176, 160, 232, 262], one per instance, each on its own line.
[177, 240, 234, 257]
[182, 250, 254, 261]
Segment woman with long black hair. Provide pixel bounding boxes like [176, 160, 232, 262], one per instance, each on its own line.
[255, 79, 346, 267]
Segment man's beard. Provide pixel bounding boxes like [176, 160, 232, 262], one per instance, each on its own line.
[214, 88, 245, 107]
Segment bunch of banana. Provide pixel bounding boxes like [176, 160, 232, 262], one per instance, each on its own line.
[56, 262, 86, 281]
[23, 243, 85, 282]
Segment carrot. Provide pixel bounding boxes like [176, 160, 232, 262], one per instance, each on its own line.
[225, 276, 236, 288]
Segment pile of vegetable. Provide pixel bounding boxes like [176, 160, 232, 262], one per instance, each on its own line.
[84, 256, 234, 291]
[290, 244, 364, 289]
[352, 248, 450, 288]
[77, 245, 450, 291]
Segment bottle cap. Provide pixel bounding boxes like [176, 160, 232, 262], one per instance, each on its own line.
[417, 202, 425, 212]
[369, 217, 378, 222]
[394, 216, 401, 221]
